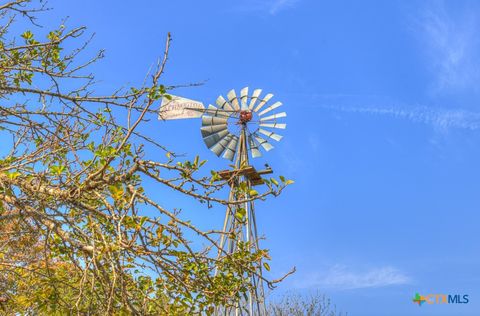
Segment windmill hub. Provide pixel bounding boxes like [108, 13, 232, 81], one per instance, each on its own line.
[239, 110, 253, 124]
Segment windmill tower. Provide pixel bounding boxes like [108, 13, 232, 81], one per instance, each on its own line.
[160, 87, 286, 315]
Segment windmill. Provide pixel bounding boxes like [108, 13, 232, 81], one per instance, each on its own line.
[160, 87, 286, 315]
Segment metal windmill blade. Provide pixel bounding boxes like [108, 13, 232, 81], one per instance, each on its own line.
[240, 87, 249, 110]
[248, 135, 262, 158]
[202, 129, 230, 149]
[259, 112, 287, 121]
[259, 122, 286, 129]
[258, 101, 282, 116]
[211, 134, 234, 157]
[253, 93, 273, 113]
[216, 95, 234, 111]
[253, 134, 274, 151]
[206, 104, 231, 118]
[202, 115, 228, 126]
[258, 128, 283, 142]
[222, 136, 239, 161]
[201, 124, 227, 137]
[227, 89, 240, 111]
[248, 89, 262, 110]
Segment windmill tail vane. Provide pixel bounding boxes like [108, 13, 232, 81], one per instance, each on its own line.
[159, 87, 287, 315]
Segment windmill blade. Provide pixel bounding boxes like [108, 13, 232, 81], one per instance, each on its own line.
[188, 106, 235, 118]
[201, 124, 227, 137]
[258, 101, 282, 116]
[259, 122, 286, 129]
[203, 129, 229, 148]
[216, 95, 234, 111]
[254, 134, 274, 151]
[259, 112, 287, 122]
[222, 135, 239, 161]
[258, 128, 283, 141]
[227, 89, 240, 111]
[202, 115, 228, 126]
[248, 135, 262, 158]
[248, 89, 262, 110]
[210, 134, 233, 157]
[240, 87, 249, 110]
[253, 93, 273, 113]
[207, 104, 231, 118]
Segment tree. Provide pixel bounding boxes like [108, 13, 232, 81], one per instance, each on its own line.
[269, 292, 347, 316]
[0, 1, 292, 314]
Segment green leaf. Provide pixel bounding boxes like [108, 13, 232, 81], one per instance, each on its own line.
[239, 182, 247, 191]
[210, 170, 220, 182]
[263, 262, 270, 271]
[108, 183, 123, 200]
[270, 178, 279, 186]
[124, 216, 135, 229]
[50, 165, 66, 176]
[5, 171, 21, 180]
[21, 30, 33, 40]
[235, 208, 246, 220]
[156, 226, 164, 238]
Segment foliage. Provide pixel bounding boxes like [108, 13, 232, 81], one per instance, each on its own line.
[269, 292, 347, 316]
[0, 1, 292, 314]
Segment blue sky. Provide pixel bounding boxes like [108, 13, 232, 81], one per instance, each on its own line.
[34, 0, 480, 315]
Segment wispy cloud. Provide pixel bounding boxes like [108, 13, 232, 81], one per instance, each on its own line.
[414, 2, 480, 93]
[307, 133, 320, 153]
[269, 0, 299, 15]
[278, 138, 306, 174]
[322, 104, 480, 131]
[296, 265, 411, 290]
[233, 0, 300, 15]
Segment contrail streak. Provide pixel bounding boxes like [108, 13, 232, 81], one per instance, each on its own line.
[321, 104, 480, 130]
